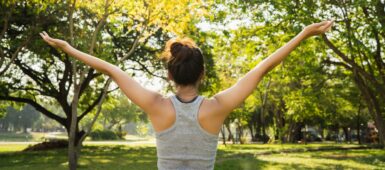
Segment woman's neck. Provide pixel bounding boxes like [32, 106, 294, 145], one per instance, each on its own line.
[175, 85, 199, 102]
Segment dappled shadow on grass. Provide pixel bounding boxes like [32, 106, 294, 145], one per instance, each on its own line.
[215, 145, 385, 170]
[218, 143, 380, 155]
[1, 144, 385, 170]
[308, 149, 385, 168]
[78, 145, 158, 170]
[0, 149, 68, 170]
[0, 145, 159, 170]
[215, 148, 317, 170]
[215, 148, 322, 170]
[214, 157, 330, 170]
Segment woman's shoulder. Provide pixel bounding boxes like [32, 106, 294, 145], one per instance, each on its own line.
[201, 96, 223, 112]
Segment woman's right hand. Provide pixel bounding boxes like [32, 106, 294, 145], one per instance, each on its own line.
[40, 31, 68, 48]
[303, 20, 333, 37]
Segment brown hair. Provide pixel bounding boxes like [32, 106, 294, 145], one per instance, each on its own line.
[162, 38, 204, 86]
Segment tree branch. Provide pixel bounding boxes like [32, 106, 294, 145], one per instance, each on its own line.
[0, 28, 34, 77]
[131, 61, 165, 79]
[58, 54, 72, 102]
[322, 58, 353, 70]
[78, 69, 101, 97]
[13, 59, 58, 95]
[0, 9, 11, 40]
[0, 95, 66, 125]
[78, 87, 105, 121]
[322, 35, 383, 91]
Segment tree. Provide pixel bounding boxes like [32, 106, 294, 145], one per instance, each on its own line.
[0, 0, 209, 169]
[0, 104, 40, 132]
[100, 94, 144, 131]
[244, 0, 385, 146]
[197, 1, 367, 144]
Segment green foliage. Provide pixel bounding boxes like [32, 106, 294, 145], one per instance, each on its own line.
[135, 122, 149, 137]
[0, 104, 41, 132]
[81, 93, 146, 132]
[0, 0, 209, 143]
[89, 129, 119, 140]
[194, 0, 376, 143]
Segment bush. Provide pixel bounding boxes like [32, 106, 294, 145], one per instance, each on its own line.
[89, 129, 118, 140]
[115, 131, 127, 139]
[240, 136, 247, 144]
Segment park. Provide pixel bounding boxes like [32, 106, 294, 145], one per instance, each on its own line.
[1, 0, 385, 170]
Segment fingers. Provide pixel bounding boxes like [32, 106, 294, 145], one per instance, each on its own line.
[327, 20, 334, 28]
[322, 20, 334, 32]
[323, 20, 333, 27]
[319, 21, 329, 26]
[39, 31, 53, 46]
[313, 21, 328, 27]
[39, 31, 50, 38]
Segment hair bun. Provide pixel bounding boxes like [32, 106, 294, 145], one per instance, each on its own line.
[162, 37, 204, 86]
[161, 37, 199, 61]
[170, 42, 184, 57]
[170, 42, 191, 61]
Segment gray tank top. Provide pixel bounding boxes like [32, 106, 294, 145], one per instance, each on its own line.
[155, 95, 219, 170]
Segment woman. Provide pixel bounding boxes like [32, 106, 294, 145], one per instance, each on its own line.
[40, 20, 333, 169]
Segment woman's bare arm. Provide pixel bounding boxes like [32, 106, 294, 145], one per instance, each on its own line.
[211, 21, 334, 118]
[39, 32, 163, 114]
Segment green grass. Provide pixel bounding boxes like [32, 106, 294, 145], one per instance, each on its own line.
[0, 132, 35, 142]
[0, 132, 67, 142]
[0, 143, 384, 170]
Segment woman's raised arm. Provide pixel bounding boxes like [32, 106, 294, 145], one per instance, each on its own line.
[211, 21, 334, 119]
[39, 32, 164, 114]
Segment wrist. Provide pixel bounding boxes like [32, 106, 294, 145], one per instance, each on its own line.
[59, 41, 70, 49]
[299, 29, 311, 39]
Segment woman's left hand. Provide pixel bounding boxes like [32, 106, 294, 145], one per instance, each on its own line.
[303, 20, 334, 37]
[40, 31, 68, 48]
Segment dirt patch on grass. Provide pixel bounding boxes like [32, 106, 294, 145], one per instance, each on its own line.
[23, 139, 68, 151]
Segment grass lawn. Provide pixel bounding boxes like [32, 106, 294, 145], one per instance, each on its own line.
[0, 132, 68, 142]
[0, 132, 35, 142]
[0, 143, 384, 170]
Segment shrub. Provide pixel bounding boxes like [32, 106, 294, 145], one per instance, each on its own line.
[115, 131, 127, 139]
[89, 129, 118, 140]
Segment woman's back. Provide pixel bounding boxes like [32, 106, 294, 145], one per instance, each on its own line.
[156, 95, 218, 170]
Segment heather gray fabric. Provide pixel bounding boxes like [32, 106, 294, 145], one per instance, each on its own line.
[155, 95, 219, 170]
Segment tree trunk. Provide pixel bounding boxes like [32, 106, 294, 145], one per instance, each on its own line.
[275, 106, 285, 143]
[220, 124, 226, 145]
[237, 123, 244, 144]
[303, 124, 307, 145]
[353, 71, 385, 146]
[374, 114, 385, 146]
[224, 121, 233, 142]
[335, 127, 340, 143]
[67, 1, 79, 168]
[261, 122, 267, 143]
[342, 127, 351, 143]
[248, 124, 255, 142]
[323, 35, 385, 147]
[260, 77, 271, 144]
[68, 81, 81, 170]
[357, 101, 362, 144]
